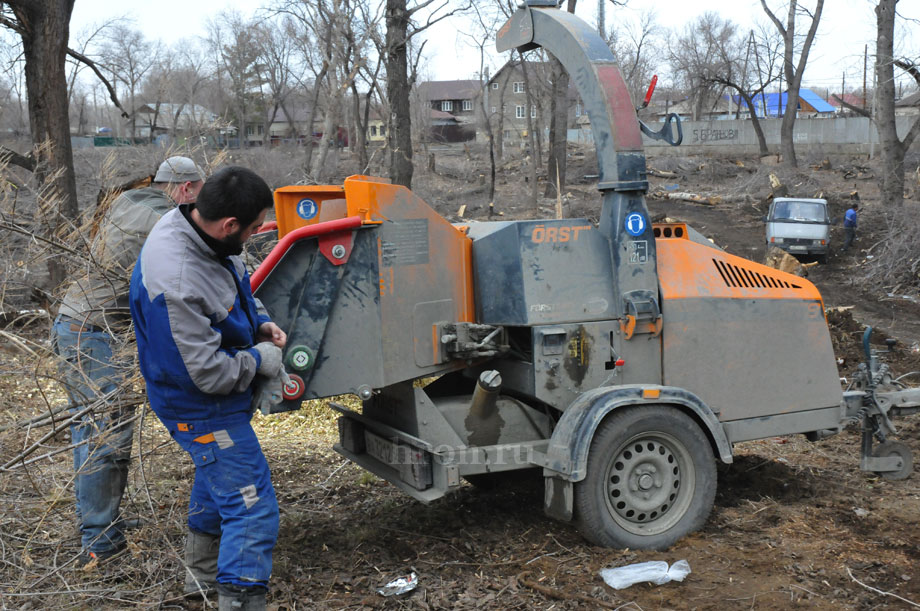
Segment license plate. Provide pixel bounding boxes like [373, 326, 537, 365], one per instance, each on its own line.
[788, 245, 807, 252]
[363, 430, 433, 490]
[365, 430, 397, 464]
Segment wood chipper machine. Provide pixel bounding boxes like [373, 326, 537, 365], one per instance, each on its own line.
[250, 2, 919, 550]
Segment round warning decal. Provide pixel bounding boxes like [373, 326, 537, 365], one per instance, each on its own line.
[624, 212, 647, 237]
[296, 198, 318, 220]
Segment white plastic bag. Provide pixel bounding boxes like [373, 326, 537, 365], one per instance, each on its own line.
[600, 559, 691, 590]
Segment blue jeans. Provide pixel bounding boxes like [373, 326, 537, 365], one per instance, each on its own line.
[169, 415, 279, 588]
[51, 315, 134, 554]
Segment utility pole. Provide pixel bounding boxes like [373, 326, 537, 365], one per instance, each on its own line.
[737, 31, 754, 119]
[863, 44, 867, 110]
[752, 29, 768, 119]
[597, 0, 605, 38]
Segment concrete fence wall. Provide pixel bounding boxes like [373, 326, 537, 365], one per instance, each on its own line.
[570, 115, 920, 157]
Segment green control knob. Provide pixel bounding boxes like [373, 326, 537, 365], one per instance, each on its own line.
[286, 345, 315, 372]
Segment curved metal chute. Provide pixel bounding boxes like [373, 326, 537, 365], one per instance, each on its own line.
[497, 4, 662, 382]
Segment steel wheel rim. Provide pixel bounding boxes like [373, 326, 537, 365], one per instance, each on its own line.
[602, 431, 696, 536]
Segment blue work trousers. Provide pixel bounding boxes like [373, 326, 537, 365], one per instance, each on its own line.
[169, 415, 279, 588]
[51, 315, 134, 554]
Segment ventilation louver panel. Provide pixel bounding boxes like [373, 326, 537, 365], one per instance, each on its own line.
[712, 259, 801, 290]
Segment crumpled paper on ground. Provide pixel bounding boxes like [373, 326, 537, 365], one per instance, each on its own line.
[600, 559, 691, 589]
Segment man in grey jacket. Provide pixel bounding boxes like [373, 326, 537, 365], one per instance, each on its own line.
[51, 156, 203, 566]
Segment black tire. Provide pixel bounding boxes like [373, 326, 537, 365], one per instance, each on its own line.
[873, 441, 913, 480]
[574, 406, 717, 550]
[817, 254, 828, 265]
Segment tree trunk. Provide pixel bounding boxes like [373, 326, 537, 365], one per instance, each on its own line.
[303, 82, 323, 175]
[351, 81, 369, 171]
[544, 56, 568, 198]
[778, 93, 798, 166]
[740, 93, 770, 156]
[875, 0, 904, 206]
[386, 0, 413, 188]
[11, 0, 79, 222]
[314, 91, 338, 183]
[761, 0, 824, 168]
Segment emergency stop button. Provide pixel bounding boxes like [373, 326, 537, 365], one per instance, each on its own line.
[286, 345, 315, 371]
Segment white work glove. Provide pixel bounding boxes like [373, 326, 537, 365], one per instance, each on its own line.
[252, 369, 292, 414]
[253, 342, 283, 377]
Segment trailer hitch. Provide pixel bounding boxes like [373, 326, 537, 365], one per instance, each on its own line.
[851, 326, 914, 479]
[639, 114, 682, 146]
[635, 75, 682, 146]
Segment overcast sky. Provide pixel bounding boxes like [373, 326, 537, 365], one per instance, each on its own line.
[69, 0, 920, 94]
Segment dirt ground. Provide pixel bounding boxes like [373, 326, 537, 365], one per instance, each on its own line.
[1, 143, 919, 609]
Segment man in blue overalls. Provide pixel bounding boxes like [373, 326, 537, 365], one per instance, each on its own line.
[130, 166, 286, 610]
[842, 201, 859, 252]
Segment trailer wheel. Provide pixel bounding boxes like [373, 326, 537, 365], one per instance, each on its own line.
[575, 406, 716, 550]
[873, 441, 913, 480]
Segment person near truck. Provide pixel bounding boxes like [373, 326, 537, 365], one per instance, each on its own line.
[842, 201, 858, 252]
[129, 166, 287, 610]
[52, 156, 204, 568]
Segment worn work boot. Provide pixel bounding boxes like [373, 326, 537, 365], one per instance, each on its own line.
[184, 529, 220, 598]
[217, 583, 267, 611]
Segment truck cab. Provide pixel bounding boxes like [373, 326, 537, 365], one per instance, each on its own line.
[764, 197, 832, 262]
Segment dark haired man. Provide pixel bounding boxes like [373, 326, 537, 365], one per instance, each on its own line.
[53, 155, 204, 567]
[130, 166, 286, 610]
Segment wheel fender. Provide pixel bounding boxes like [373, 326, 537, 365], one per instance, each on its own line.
[545, 384, 733, 483]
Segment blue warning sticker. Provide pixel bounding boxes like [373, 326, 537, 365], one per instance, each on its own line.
[624, 212, 647, 237]
[296, 198, 318, 220]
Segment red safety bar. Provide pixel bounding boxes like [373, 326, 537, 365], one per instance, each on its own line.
[255, 220, 278, 234]
[250, 215, 363, 292]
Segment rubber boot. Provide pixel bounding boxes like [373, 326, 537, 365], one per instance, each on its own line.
[183, 529, 220, 598]
[217, 584, 267, 611]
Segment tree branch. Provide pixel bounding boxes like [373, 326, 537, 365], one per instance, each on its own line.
[903, 116, 920, 151]
[408, 1, 470, 38]
[793, 0, 823, 77]
[0, 146, 35, 171]
[832, 94, 871, 118]
[0, 12, 26, 36]
[66, 47, 129, 118]
[894, 59, 920, 86]
[759, 0, 786, 37]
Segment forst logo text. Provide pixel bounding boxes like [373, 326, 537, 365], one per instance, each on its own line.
[530, 224, 593, 243]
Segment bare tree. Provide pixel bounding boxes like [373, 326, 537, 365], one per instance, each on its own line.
[276, 0, 327, 174]
[865, 0, 920, 206]
[253, 19, 300, 147]
[518, 55, 543, 205]
[545, 0, 577, 199]
[0, 26, 28, 134]
[760, 0, 824, 167]
[139, 47, 178, 144]
[166, 44, 211, 140]
[207, 11, 263, 149]
[0, 0, 79, 220]
[349, 2, 384, 172]
[460, 2, 505, 203]
[669, 13, 737, 121]
[384, 0, 469, 188]
[699, 24, 781, 156]
[98, 24, 158, 142]
[604, 10, 661, 108]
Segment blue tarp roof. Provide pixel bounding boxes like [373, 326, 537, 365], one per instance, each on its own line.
[748, 89, 835, 117]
